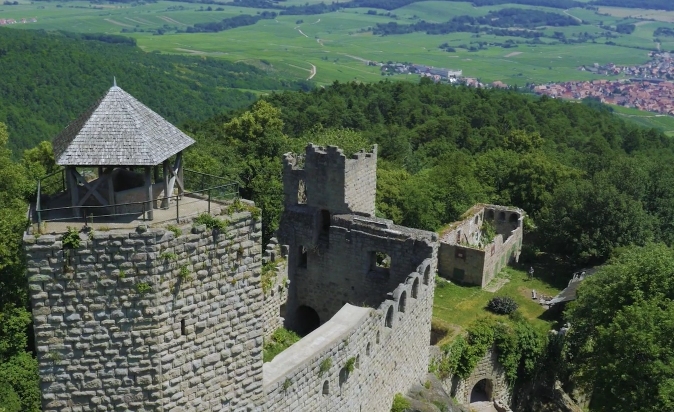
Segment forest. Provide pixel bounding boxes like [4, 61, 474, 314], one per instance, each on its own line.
[187, 11, 277, 33]
[0, 28, 310, 155]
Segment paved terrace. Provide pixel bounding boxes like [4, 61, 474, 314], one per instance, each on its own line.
[29, 195, 241, 235]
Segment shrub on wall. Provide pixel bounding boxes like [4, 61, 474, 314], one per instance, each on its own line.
[432, 316, 545, 385]
[263, 328, 300, 362]
[391, 393, 410, 412]
[486, 296, 518, 315]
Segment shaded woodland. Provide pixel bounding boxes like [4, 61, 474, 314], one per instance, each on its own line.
[0, 28, 310, 154]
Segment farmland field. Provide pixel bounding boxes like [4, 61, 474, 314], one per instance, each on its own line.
[3, 0, 674, 131]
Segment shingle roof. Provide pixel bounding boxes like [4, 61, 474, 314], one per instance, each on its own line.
[53, 86, 195, 166]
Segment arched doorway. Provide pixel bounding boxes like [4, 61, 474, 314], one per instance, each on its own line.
[294, 305, 320, 336]
[470, 378, 493, 403]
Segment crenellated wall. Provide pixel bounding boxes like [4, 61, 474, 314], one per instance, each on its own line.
[262, 260, 434, 412]
[25, 210, 265, 412]
[282, 144, 377, 216]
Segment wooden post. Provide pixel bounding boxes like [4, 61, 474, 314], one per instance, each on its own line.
[162, 160, 170, 209]
[144, 166, 153, 220]
[177, 151, 185, 196]
[153, 165, 159, 184]
[67, 166, 80, 217]
[108, 169, 116, 216]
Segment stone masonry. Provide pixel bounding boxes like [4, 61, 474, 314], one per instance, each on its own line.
[26, 143, 522, 412]
[25, 208, 265, 411]
[437, 204, 524, 288]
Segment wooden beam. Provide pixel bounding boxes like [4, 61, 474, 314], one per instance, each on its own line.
[67, 166, 80, 217]
[177, 151, 184, 195]
[108, 170, 116, 216]
[74, 170, 108, 207]
[144, 166, 153, 220]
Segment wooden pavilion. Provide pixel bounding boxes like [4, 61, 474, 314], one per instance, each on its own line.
[51, 82, 195, 220]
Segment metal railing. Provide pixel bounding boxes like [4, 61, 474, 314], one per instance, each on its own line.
[34, 168, 239, 226]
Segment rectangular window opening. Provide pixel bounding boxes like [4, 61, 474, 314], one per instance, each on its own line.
[299, 245, 308, 268]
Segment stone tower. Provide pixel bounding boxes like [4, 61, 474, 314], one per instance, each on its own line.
[25, 86, 265, 412]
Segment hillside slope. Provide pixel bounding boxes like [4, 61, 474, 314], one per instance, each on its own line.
[0, 28, 311, 153]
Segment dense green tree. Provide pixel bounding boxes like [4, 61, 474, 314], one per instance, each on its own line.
[565, 244, 674, 411]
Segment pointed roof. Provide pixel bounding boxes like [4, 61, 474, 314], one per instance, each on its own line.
[53, 86, 195, 166]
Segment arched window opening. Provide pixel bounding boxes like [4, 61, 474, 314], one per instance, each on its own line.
[298, 179, 307, 204]
[366, 342, 371, 356]
[509, 213, 519, 223]
[376, 331, 380, 344]
[411, 278, 419, 299]
[385, 305, 394, 328]
[339, 367, 348, 388]
[498, 211, 506, 222]
[298, 245, 308, 268]
[322, 380, 329, 396]
[398, 291, 407, 313]
[423, 265, 431, 285]
[474, 215, 479, 225]
[486, 209, 495, 220]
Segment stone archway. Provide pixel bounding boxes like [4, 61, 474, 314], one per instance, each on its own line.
[294, 305, 320, 336]
[470, 378, 493, 403]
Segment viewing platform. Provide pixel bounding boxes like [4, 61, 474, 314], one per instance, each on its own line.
[28, 80, 239, 234]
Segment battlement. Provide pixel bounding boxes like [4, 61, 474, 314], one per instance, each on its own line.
[282, 144, 377, 216]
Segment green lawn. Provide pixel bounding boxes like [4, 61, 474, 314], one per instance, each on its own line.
[432, 258, 573, 345]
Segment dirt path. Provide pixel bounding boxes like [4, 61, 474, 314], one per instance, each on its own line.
[563, 9, 582, 23]
[308, 63, 316, 80]
[104, 18, 133, 27]
[504, 51, 522, 58]
[296, 28, 309, 38]
[470, 401, 498, 412]
[340, 53, 370, 64]
[311, 18, 320, 24]
[159, 16, 185, 26]
[125, 17, 149, 25]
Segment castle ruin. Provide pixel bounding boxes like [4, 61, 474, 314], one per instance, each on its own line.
[24, 86, 521, 411]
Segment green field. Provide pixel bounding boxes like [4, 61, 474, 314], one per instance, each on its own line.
[0, 1, 666, 85]
[3, 1, 674, 130]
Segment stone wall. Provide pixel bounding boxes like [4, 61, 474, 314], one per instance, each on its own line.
[437, 204, 524, 288]
[25, 210, 265, 412]
[446, 347, 510, 405]
[262, 261, 434, 412]
[260, 239, 289, 340]
[279, 212, 437, 330]
[282, 144, 377, 216]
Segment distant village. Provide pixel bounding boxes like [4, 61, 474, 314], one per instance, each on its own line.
[0, 17, 37, 25]
[533, 53, 674, 116]
[374, 61, 491, 88]
[532, 79, 674, 116]
[578, 52, 674, 81]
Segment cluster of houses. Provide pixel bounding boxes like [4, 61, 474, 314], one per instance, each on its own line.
[532, 79, 674, 116]
[0, 17, 37, 25]
[578, 52, 674, 81]
[379, 62, 463, 82]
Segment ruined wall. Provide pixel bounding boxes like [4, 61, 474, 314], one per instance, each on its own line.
[263, 261, 434, 412]
[261, 240, 289, 340]
[437, 205, 524, 288]
[282, 144, 377, 216]
[437, 244, 485, 286]
[25, 210, 265, 412]
[280, 213, 437, 326]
